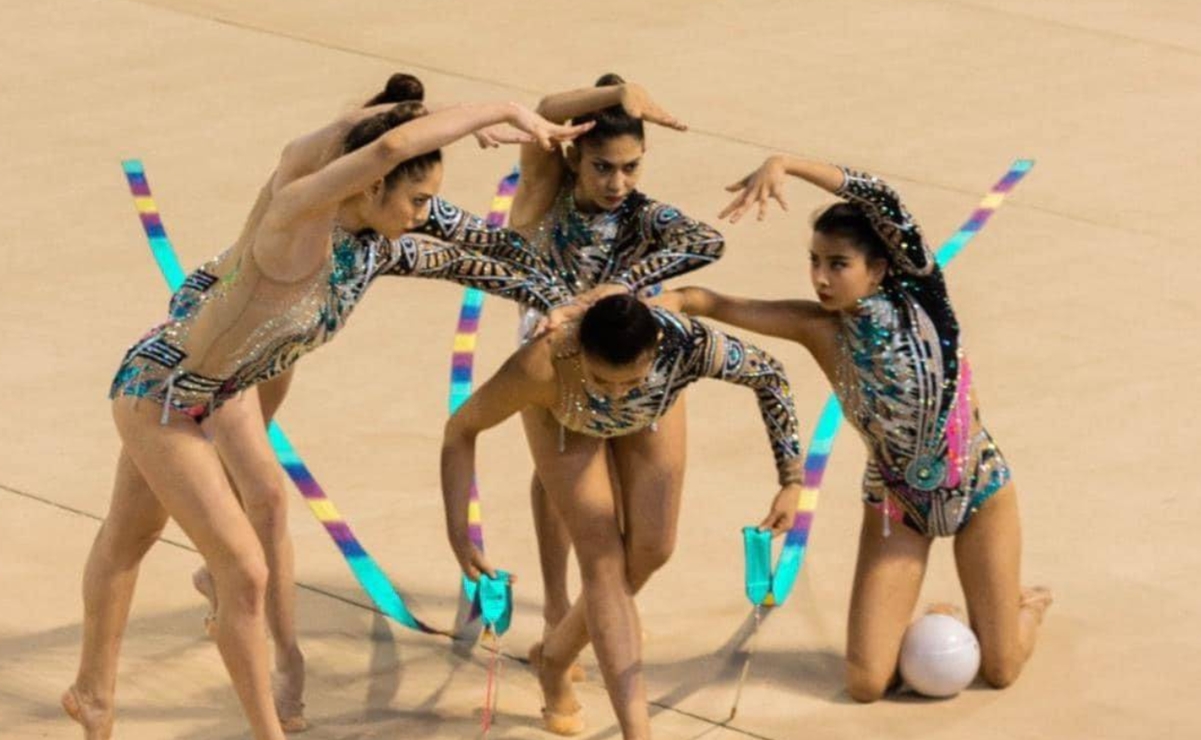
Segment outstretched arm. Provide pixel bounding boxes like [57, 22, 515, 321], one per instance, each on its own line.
[661, 286, 827, 354]
[441, 345, 554, 580]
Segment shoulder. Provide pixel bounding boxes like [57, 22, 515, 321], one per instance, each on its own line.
[507, 331, 560, 387]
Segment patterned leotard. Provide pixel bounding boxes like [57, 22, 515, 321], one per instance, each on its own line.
[516, 186, 725, 340]
[550, 308, 803, 486]
[832, 168, 1010, 537]
[111, 199, 569, 422]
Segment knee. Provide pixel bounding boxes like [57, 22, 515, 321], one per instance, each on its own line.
[625, 535, 675, 582]
[213, 554, 269, 613]
[845, 660, 891, 703]
[243, 482, 289, 529]
[980, 655, 1023, 689]
[573, 534, 627, 585]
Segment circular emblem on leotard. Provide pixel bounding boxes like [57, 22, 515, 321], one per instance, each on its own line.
[905, 455, 946, 491]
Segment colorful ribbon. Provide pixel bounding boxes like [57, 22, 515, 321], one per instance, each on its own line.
[743, 159, 1035, 608]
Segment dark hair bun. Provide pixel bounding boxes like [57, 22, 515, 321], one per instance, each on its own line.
[366, 73, 425, 106]
[595, 73, 626, 87]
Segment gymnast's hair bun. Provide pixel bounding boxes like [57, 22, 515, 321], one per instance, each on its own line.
[366, 73, 425, 106]
[595, 73, 626, 87]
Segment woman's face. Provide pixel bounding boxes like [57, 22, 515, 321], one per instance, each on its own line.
[579, 349, 655, 398]
[809, 231, 887, 312]
[569, 134, 645, 212]
[368, 162, 444, 239]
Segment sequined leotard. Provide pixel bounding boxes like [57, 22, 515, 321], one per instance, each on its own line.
[550, 308, 803, 486]
[515, 186, 725, 340]
[832, 168, 1010, 537]
[110, 199, 569, 422]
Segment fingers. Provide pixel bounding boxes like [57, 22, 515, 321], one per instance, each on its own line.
[725, 176, 750, 193]
[646, 108, 688, 132]
[771, 187, 789, 211]
[550, 121, 595, 144]
[758, 512, 792, 537]
[718, 193, 748, 221]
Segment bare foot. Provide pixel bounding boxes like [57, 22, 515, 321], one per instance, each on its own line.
[529, 643, 584, 736]
[1020, 586, 1054, 623]
[274, 648, 308, 733]
[61, 685, 113, 740]
[191, 566, 218, 638]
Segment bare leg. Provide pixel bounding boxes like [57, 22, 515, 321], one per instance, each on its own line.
[66, 400, 286, 740]
[526, 413, 649, 739]
[191, 369, 294, 635]
[953, 483, 1052, 688]
[62, 448, 169, 739]
[522, 407, 586, 683]
[540, 398, 688, 672]
[210, 381, 306, 731]
[845, 502, 933, 702]
[522, 407, 574, 627]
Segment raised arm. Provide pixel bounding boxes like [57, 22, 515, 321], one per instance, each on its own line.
[721, 155, 934, 275]
[273, 103, 576, 221]
[441, 345, 555, 579]
[832, 166, 934, 276]
[512, 82, 686, 229]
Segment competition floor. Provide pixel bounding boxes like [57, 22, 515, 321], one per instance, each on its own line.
[2, 1, 1198, 737]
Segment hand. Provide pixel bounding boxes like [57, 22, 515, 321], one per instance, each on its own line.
[473, 123, 534, 148]
[619, 83, 688, 132]
[534, 300, 587, 337]
[758, 483, 802, 536]
[505, 103, 594, 150]
[719, 156, 790, 223]
[534, 283, 629, 336]
[454, 538, 499, 582]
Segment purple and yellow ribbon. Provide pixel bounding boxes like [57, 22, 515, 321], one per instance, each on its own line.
[450, 169, 520, 557]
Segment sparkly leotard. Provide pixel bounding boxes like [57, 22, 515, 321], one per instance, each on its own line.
[550, 308, 803, 486]
[110, 198, 569, 422]
[832, 168, 1010, 537]
[515, 186, 725, 340]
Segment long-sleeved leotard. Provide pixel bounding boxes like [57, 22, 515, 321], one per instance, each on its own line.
[515, 186, 725, 339]
[833, 168, 1009, 537]
[551, 308, 803, 486]
[111, 199, 570, 423]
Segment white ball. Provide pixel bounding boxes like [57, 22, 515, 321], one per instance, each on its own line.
[898, 613, 981, 697]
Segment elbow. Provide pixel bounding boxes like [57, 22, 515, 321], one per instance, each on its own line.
[709, 232, 727, 260]
[376, 129, 412, 164]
